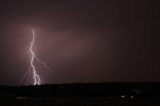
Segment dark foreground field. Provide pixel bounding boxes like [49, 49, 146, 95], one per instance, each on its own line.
[1, 82, 160, 106]
[1, 98, 160, 106]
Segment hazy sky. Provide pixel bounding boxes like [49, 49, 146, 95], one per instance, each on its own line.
[0, 0, 159, 85]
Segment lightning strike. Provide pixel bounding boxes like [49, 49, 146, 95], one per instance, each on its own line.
[30, 29, 41, 85]
[20, 29, 54, 85]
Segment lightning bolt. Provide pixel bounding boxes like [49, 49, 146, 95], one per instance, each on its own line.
[30, 29, 41, 85]
[20, 29, 55, 86]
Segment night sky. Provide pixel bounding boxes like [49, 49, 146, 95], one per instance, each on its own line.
[0, 0, 159, 85]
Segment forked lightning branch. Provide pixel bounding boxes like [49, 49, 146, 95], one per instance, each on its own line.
[21, 29, 53, 85]
[30, 30, 41, 85]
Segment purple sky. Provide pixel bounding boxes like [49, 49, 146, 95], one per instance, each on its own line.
[0, 0, 159, 85]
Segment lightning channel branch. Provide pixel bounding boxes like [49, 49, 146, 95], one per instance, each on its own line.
[30, 29, 41, 85]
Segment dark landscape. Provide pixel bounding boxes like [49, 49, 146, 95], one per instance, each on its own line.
[1, 82, 160, 106]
